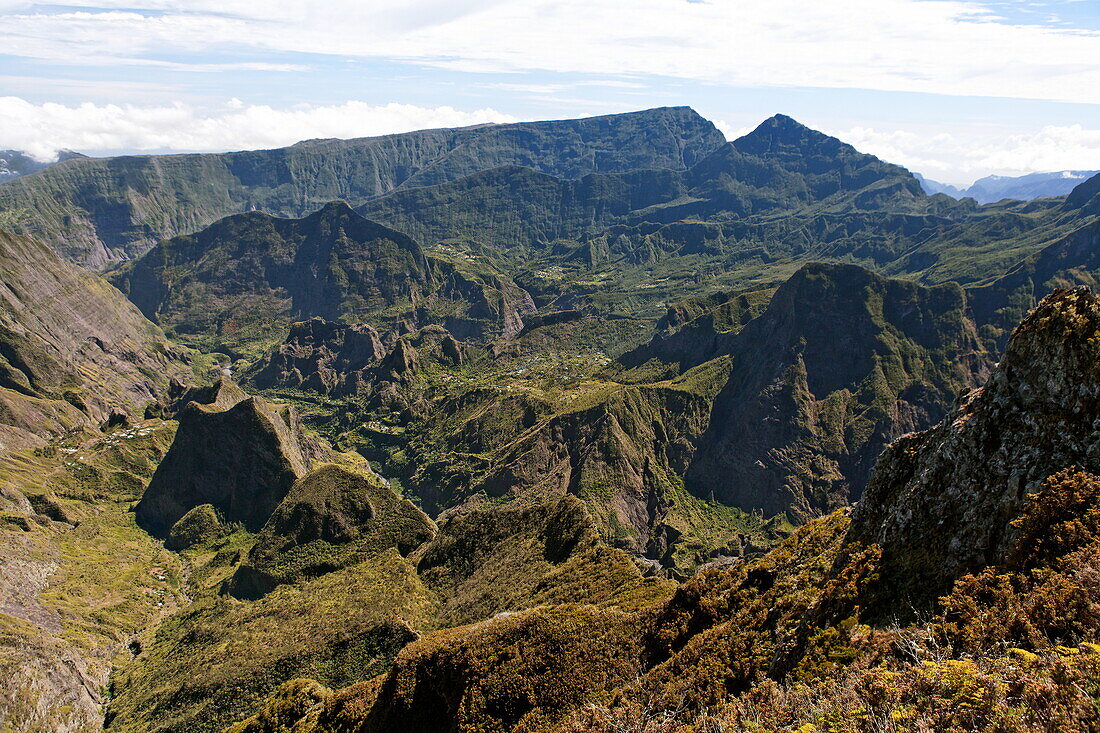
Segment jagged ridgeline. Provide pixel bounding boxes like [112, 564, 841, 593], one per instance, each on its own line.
[108, 202, 536, 360]
[0, 107, 724, 265]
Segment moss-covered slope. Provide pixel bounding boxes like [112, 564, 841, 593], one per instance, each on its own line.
[230, 464, 435, 598]
[135, 392, 321, 535]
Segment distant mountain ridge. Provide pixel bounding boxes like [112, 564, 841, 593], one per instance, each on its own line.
[917, 169, 1100, 203]
[0, 107, 725, 266]
[0, 149, 85, 182]
[110, 113, 1100, 369]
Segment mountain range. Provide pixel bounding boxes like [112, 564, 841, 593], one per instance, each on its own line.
[2, 106, 1100, 732]
[917, 169, 1100, 203]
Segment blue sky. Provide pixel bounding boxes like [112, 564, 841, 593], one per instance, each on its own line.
[1, 0, 1099, 185]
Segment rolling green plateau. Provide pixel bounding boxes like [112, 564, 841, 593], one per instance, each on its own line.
[3, 107, 1100, 732]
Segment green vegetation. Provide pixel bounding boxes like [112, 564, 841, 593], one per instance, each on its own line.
[0, 107, 723, 264]
[415, 496, 674, 627]
[107, 551, 437, 733]
[230, 464, 435, 597]
[0, 420, 181, 731]
[4, 109, 1100, 733]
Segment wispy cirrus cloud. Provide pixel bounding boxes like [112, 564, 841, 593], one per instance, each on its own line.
[1, 1, 1098, 181]
[1, 1, 1098, 103]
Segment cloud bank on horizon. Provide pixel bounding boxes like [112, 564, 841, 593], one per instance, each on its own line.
[1, 0, 1099, 184]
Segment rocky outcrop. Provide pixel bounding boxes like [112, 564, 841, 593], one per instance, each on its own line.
[230, 464, 435, 598]
[250, 321, 471, 422]
[0, 228, 186, 451]
[251, 318, 386, 394]
[158, 375, 249, 417]
[423, 265, 536, 342]
[135, 387, 326, 535]
[851, 286, 1100, 608]
[686, 262, 993, 519]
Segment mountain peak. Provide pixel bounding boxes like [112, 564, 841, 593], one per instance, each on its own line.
[318, 199, 355, 213]
[732, 113, 831, 154]
[725, 114, 922, 203]
[311, 200, 358, 219]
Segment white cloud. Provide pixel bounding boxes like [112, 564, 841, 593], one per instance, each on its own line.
[0, 97, 519, 160]
[714, 120, 754, 142]
[1, 1, 1099, 104]
[832, 123, 1100, 184]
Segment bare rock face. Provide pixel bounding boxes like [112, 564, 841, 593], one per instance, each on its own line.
[0, 229, 187, 450]
[135, 388, 325, 535]
[424, 267, 537, 342]
[851, 286, 1100, 608]
[160, 375, 249, 417]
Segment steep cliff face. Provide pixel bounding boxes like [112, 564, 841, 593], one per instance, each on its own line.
[686, 263, 993, 519]
[135, 389, 325, 535]
[250, 321, 472, 424]
[1064, 171, 1100, 214]
[358, 164, 686, 257]
[851, 286, 1100, 608]
[0, 229, 185, 451]
[0, 107, 724, 265]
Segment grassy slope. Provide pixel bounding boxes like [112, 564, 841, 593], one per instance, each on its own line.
[0, 421, 182, 731]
